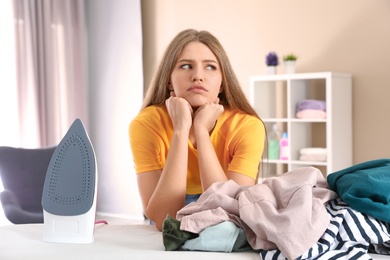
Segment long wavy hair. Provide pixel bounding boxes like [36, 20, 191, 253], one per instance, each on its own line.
[141, 29, 259, 119]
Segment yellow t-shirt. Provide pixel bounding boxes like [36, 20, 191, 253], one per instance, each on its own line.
[129, 105, 265, 194]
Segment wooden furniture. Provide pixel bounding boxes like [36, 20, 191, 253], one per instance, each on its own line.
[249, 72, 352, 178]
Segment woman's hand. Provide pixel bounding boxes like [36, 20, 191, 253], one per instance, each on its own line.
[193, 98, 224, 134]
[165, 92, 193, 133]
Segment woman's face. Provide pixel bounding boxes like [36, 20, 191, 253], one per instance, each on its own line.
[169, 42, 222, 108]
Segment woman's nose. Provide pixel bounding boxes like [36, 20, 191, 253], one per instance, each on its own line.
[191, 67, 204, 82]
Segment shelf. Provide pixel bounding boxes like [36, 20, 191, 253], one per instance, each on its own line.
[265, 159, 328, 167]
[250, 72, 352, 177]
[250, 72, 352, 82]
[263, 118, 327, 123]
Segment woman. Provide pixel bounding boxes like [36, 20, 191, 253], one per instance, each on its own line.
[129, 29, 265, 230]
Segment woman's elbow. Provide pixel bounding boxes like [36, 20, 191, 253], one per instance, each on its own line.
[144, 208, 164, 231]
[153, 219, 163, 231]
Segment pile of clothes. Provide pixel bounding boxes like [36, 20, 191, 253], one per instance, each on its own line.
[296, 99, 326, 119]
[162, 160, 390, 259]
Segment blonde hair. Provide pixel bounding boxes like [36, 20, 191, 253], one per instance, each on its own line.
[141, 29, 259, 118]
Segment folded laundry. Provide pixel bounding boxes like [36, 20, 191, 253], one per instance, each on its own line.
[299, 147, 327, 162]
[296, 109, 327, 119]
[296, 99, 326, 112]
[299, 154, 327, 162]
[300, 147, 327, 155]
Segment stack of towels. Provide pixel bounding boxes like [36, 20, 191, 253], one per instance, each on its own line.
[296, 99, 326, 119]
[299, 147, 327, 162]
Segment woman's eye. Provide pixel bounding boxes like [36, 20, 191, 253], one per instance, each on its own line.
[206, 65, 217, 71]
[180, 64, 191, 69]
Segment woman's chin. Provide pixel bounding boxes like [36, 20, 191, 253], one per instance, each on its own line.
[189, 102, 205, 109]
[186, 99, 207, 108]
[184, 96, 215, 108]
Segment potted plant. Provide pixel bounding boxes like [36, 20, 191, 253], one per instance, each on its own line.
[265, 52, 279, 74]
[283, 53, 298, 74]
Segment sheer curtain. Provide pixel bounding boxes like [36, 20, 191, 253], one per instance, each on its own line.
[0, 0, 19, 148]
[1, 0, 144, 221]
[13, 0, 88, 148]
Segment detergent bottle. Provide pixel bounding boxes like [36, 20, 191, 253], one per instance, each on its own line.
[268, 123, 281, 159]
[279, 132, 289, 160]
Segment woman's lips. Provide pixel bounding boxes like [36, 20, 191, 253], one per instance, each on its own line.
[188, 85, 207, 92]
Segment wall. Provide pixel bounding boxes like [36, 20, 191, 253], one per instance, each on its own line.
[85, 0, 144, 219]
[141, 0, 390, 164]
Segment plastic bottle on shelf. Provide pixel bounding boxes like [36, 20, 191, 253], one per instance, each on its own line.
[268, 123, 281, 160]
[279, 132, 289, 160]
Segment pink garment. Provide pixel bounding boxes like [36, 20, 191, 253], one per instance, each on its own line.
[177, 180, 245, 233]
[296, 109, 327, 119]
[239, 167, 337, 259]
[176, 167, 338, 260]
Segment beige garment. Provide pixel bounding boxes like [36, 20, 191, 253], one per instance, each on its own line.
[240, 167, 338, 259]
[176, 167, 338, 260]
[299, 147, 327, 162]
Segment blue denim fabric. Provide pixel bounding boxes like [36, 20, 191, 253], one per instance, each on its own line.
[184, 194, 201, 206]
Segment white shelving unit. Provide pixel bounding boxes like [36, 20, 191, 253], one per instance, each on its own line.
[249, 72, 352, 178]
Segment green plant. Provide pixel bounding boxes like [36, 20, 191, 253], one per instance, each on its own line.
[283, 53, 298, 61]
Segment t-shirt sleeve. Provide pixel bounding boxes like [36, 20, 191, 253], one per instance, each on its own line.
[129, 118, 164, 173]
[228, 118, 265, 179]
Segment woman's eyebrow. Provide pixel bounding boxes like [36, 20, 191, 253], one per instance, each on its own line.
[177, 59, 218, 64]
[202, 59, 218, 64]
[177, 59, 193, 63]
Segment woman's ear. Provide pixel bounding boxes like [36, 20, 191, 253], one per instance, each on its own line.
[167, 84, 176, 97]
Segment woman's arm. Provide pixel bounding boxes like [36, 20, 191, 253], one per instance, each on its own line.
[192, 101, 234, 191]
[137, 97, 193, 231]
[194, 123, 228, 191]
[137, 130, 189, 231]
[194, 102, 262, 190]
[195, 123, 257, 190]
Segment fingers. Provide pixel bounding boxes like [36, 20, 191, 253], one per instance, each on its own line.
[193, 102, 224, 130]
[165, 96, 193, 131]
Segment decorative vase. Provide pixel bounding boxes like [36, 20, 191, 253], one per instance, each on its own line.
[284, 61, 296, 74]
[265, 66, 277, 75]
